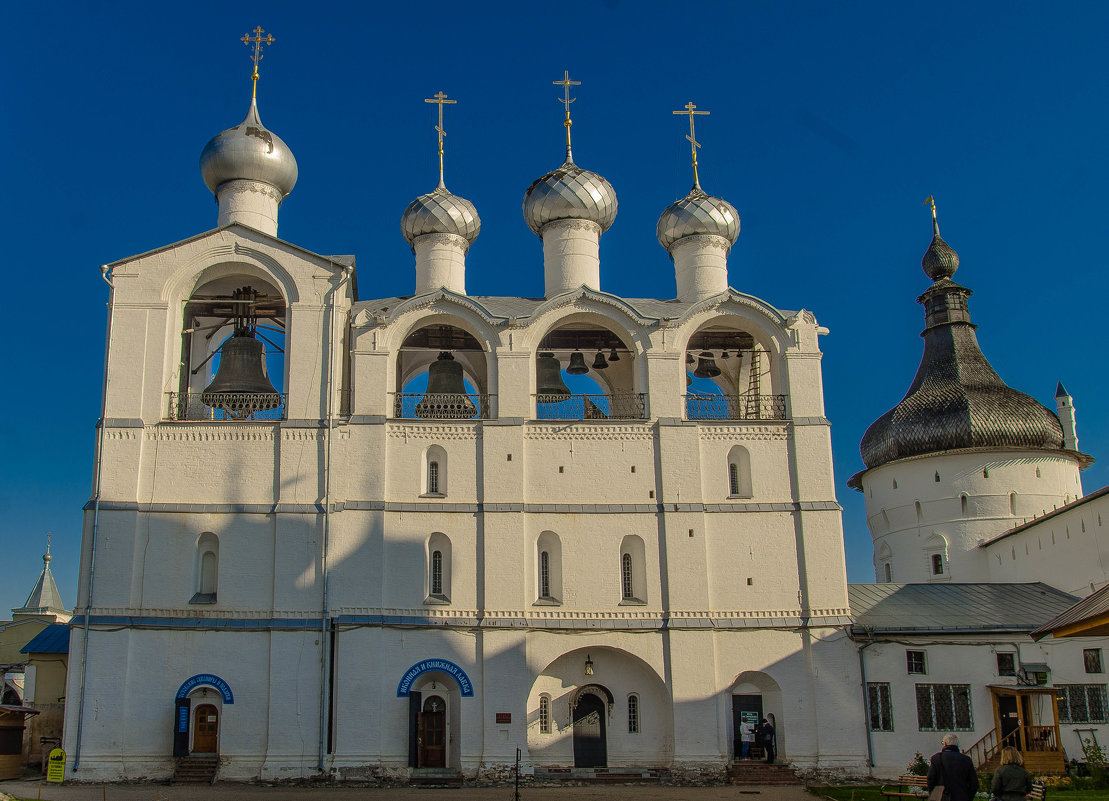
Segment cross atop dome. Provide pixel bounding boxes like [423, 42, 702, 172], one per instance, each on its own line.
[241, 26, 275, 100]
[673, 101, 710, 188]
[554, 70, 581, 161]
[424, 91, 457, 189]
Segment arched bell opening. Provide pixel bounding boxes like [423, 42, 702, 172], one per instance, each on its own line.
[394, 324, 489, 420]
[682, 324, 782, 421]
[173, 274, 287, 421]
[534, 323, 641, 420]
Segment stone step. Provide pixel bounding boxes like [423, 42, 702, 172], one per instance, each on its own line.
[728, 762, 801, 786]
[171, 757, 219, 786]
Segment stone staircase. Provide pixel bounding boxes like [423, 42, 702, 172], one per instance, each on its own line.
[409, 767, 464, 787]
[728, 761, 801, 786]
[171, 754, 219, 785]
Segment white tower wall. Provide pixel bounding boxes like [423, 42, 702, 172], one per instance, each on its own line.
[215, 179, 283, 236]
[412, 233, 468, 295]
[541, 219, 601, 296]
[672, 235, 730, 302]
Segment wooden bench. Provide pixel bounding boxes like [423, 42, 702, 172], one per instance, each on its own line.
[881, 774, 929, 800]
[1029, 781, 1047, 801]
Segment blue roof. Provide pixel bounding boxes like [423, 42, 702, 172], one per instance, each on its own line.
[20, 624, 69, 654]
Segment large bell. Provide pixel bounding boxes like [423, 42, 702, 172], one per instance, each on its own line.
[536, 352, 571, 399]
[693, 351, 721, 379]
[592, 351, 608, 370]
[567, 351, 589, 375]
[415, 352, 476, 419]
[202, 335, 282, 414]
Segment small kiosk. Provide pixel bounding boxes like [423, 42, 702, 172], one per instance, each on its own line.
[0, 705, 40, 779]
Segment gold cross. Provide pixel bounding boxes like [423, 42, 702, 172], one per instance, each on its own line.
[923, 195, 937, 220]
[424, 91, 457, 186]
[673, 101, 710, 186]
[241, 26, 275, 99]
[554, 70, 581, 153]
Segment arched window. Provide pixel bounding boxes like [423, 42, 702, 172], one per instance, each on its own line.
[627, 693, 640, 733]
[915, 501, 923, 523]
[191, 532, 219, 604]
[884, 562, 892, 582]
[539, 694, 551, 734]
[426, 532, 451, 603]
[960, 494, 969, 515]
[727, 445, 752, 498]
[619, 535, 647, 603]
[536, 531, 562, 603]
[923, 534, 948, 581]
[1010, 492, 1018, 516]
[423, 445, 447, 496]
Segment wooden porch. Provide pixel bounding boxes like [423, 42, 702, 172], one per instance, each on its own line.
[965, 686, 1066, 774]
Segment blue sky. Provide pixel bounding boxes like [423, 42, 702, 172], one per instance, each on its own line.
[2, 1, 1108, 614]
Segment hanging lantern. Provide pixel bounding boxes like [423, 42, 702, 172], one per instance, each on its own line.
[536, 352, 571, 398]
[592, 351, 609, 370]
[567, 351, 589, 374]
[693, 351, 721, 378]
[415, 352, 476, 419]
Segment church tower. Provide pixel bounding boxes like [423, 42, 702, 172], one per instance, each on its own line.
[848, 200, 1092, 583]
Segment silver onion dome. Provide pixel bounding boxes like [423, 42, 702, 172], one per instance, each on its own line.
[523, 158, 617, 236]
[656, 185, 739, 251]
[401, 184, 481, 246]
[200, 99, 298, 197]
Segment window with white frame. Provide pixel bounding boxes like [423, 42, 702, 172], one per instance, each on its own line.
[427, 460, 440, 494]
[916, 684, 973, 731]
[535, 531, 562, 603]
[619, 535, 646, 603]
[907, 650, 926, 674]
[539, 694, 551, 733]
[996, 652, 1016, 677]
[191, 532, 219, 604]
[426, 532, 451, 602]
[867, 682, 893, 731]
[627, 693, 640, 733]
[727, 445, 752, 498]
[423, 444, 447, 496]
[1057, 684, 1109, 724]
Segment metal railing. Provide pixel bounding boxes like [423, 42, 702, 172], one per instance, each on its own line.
[685, 393, 787, 421]
[392, 392, 492, 420]
[167, 391, 286, 421]
[535, 393, 648, 420]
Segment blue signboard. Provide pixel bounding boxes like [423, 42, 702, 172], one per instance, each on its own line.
[177, 704, 189, 732]
[396, 658, 474, 697]
[175, 673, 235, 704]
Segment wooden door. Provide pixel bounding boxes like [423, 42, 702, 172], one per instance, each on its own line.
[998, 695, 1019, 747]
[573, 693, 607, 768]
[732, 695, 763, 760]
[418, 695, 446, 768]
[193, 704, 219, 754]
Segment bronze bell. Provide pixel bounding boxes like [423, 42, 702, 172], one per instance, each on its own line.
[416, 352, 476, 419]
[202, 334, 282, 414]
[608, 347, 620, 362]
[536, 352, 571, 399]
[592, 351, 608, 370]
[693, 351, 721, 379]
[567, 351, 589, 375]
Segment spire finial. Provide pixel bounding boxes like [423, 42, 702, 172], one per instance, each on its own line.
[924, 195, 940, 236]
[424, 91, 457, 189]
[241, 26, 275, 101]
[44, 531, 52, 565]
[673, 101, 710, 188]
[554, 70, 581, 162]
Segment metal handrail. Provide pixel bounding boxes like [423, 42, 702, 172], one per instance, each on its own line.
[534, 393, 648, 420]
[685, 393, 787, 421]
[167, 391, 286, 421]
[392, 392, 492, 420]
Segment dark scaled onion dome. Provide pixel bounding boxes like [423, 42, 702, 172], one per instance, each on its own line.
[523, 156, 617, 235]
[401, 183, 481, 246]
[858, 223, 1064, 469]
[656, 184, 740, 251]
[200, 99, 298, 197]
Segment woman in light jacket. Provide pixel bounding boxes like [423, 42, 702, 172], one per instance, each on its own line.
[992, 747, 1033, 801]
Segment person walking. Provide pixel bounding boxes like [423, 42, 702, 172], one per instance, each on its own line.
[928, 733, 979, 801]
[992, 747, 1033, 801]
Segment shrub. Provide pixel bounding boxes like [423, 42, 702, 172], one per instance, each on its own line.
[908, 753, 929, 777]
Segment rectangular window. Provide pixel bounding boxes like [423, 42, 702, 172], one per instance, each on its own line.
[907, 650, 927, 675]
[539, 695, 551, 734]
[427, 461, 440, 494]
[916, 684, 973, 731]
[867, 682, 893, 731]
[628, 694, 640, 734]
[1058, 684, 1109, 724]
[997, 652, 1016, 677]
[1085, 649, 1103, 674]
[931, 553, 944, 575]
[729, 463, 740, 495]
[621, 553, 634, 600]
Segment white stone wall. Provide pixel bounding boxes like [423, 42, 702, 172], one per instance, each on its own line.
[860, 450, 1083, 583]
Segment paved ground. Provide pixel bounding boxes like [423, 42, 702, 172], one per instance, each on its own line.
[0, 781, 817, 801]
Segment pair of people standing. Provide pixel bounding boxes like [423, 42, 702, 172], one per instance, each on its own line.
[927, 735, 1032, 801]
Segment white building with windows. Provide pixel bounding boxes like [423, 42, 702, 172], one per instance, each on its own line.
[63, 74, 869, 783]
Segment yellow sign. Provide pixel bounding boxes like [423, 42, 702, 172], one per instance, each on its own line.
[46, 747, 65, 783]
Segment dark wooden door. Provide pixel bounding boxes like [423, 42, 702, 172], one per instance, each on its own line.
[419, 695, 446, 768]
[733, 695, 763, 759]
[573, 693, 607, 768]
[998, 695, 1019, 746]
[193, 704, 218, 754]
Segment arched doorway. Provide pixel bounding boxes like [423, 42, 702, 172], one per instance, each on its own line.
[729, 671, 783, 762]
[192, 704, 219, 754]
[572, 685, 611, 768]
[418, 695, 447, 767]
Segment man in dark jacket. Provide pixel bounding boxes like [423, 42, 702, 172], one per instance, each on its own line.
[927, 734, 979, 801]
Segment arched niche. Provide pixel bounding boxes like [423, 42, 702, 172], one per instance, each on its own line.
[682, 318, 782, 421]
[394, 323, 490, 419]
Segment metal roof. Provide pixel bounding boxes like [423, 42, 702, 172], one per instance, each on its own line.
[20, 624, 69, 655]
[848, 582, 1080, 634]
[1031, 583, 1109, 640]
